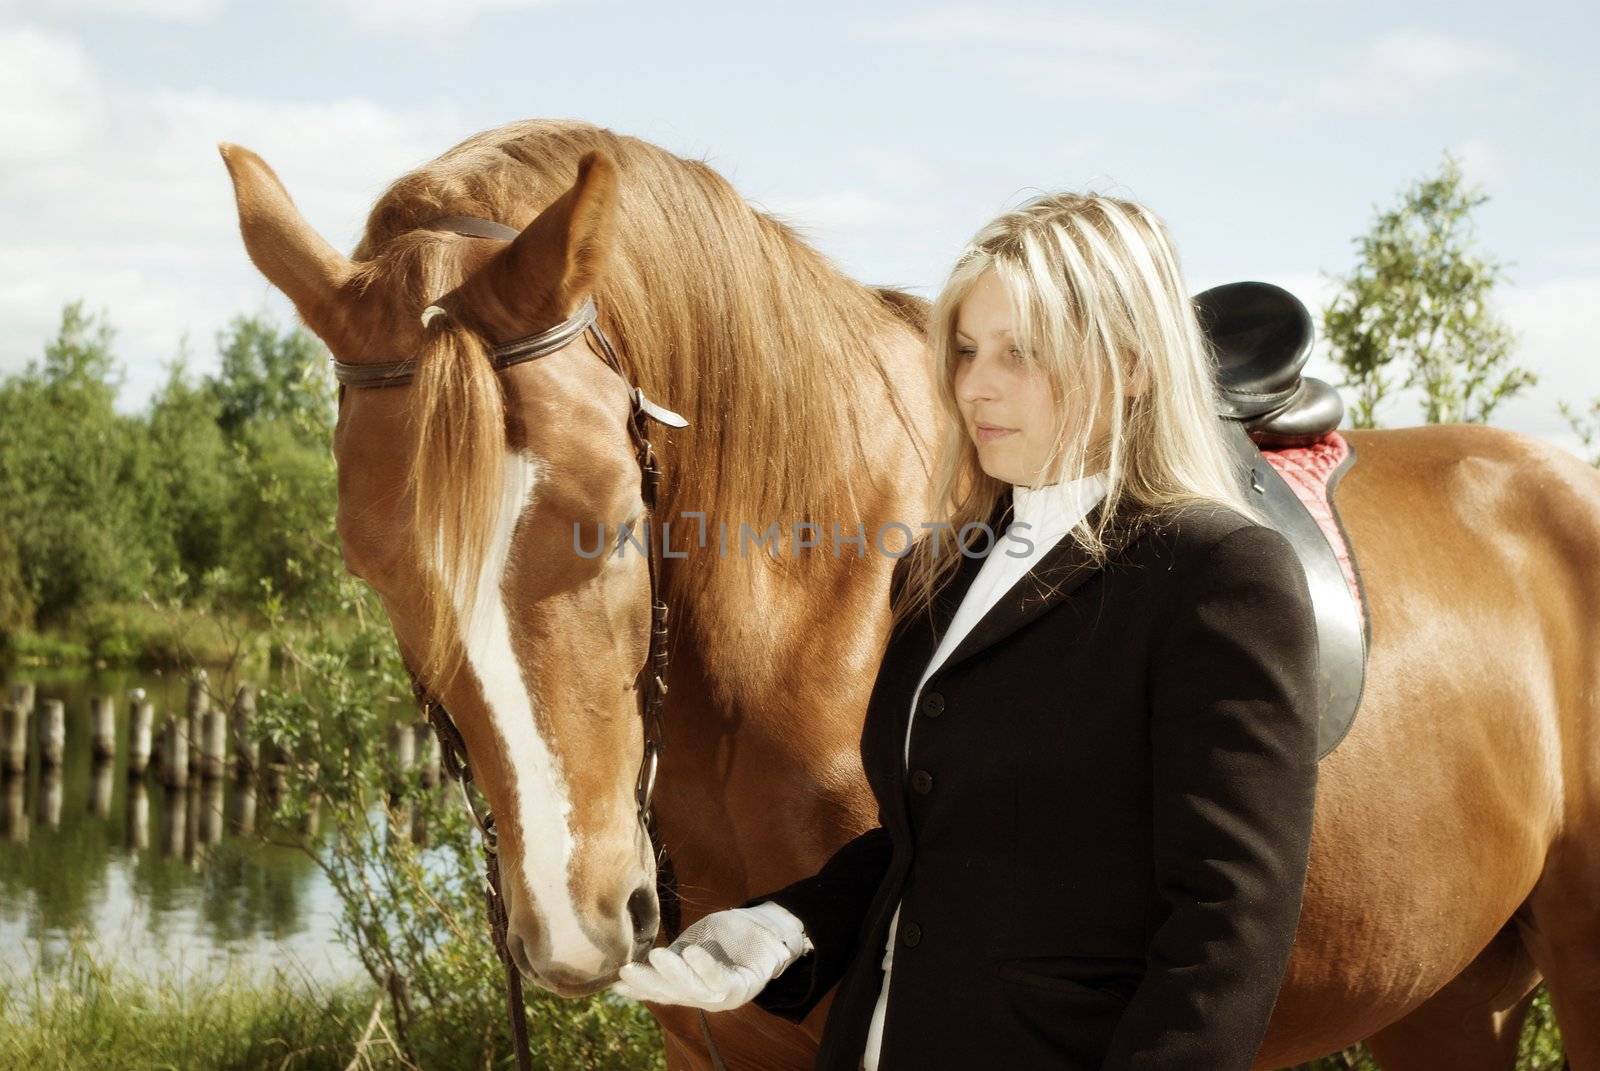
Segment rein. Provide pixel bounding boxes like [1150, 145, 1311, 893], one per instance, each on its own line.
[336, 215, 726, 1071]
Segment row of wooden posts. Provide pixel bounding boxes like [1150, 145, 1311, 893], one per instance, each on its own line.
[1, 675, 443, 792]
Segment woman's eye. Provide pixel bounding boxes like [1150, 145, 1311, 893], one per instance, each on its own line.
[956, 348, 976, 360]
[1009, 347, 1027, 361]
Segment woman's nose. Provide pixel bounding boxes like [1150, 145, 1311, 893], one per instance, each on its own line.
[957, 358, 1000, 403]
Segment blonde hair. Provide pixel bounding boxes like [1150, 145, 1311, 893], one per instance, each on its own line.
[890, 191, 1264, 634]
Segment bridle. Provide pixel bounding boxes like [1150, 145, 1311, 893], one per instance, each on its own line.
[332, 214, 726, 1071]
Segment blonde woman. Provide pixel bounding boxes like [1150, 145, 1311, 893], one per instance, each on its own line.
[612, 192, 1320, 1071]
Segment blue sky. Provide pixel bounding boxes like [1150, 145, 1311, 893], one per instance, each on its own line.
[1, 0, 1594, 452]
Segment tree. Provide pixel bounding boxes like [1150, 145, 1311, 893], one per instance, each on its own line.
[1322, 152, 1534, 428]
[209, 314, 336, 446]
[0, 302, 156, 624]
[142, 350, 232, 596]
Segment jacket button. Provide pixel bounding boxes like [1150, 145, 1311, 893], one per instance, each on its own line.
[910, 769, 933, 794]
[901, 921, 922, 947]
[922, 691, 944, 718]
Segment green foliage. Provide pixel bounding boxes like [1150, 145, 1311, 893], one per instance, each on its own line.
[0, 303, 160, 626]
[223, 418, 342, 616]
[209, 312, 337, 448]
[0, 301, 343, 656]
[1558, 396, 1600, 468]
[1322, 151, 1535, 428]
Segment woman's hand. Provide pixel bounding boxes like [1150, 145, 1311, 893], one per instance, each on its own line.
[610, 900, 813, 1011]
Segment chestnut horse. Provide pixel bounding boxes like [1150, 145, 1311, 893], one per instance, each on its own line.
[221, 119, 1600, 1069]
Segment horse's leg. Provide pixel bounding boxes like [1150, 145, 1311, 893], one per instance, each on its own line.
[1518, 857, 1600, 1070]
[1362, 922, 1542, 1070]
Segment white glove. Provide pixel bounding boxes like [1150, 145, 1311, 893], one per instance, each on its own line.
[610, 900, 813, 1011]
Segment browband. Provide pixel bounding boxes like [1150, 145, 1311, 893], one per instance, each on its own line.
[330, 295, 601, 388]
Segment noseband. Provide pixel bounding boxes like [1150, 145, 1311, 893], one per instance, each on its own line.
[332, 215, 710, 1071]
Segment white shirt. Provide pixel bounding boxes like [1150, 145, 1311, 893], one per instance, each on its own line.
[860, 470, 1110, 1070]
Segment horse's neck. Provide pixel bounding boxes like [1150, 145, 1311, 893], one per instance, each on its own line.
[655, 328, 936, 919]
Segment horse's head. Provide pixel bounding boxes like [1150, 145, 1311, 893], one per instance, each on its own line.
[220, 141, 666, 996]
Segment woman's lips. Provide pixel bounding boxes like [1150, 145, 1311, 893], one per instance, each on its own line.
[975, 423, 1016, 443]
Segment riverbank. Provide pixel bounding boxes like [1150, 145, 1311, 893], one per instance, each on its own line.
[0, 943, 664, 1071]
[2, 601, 255, 669]
[1, 601, 360, 671]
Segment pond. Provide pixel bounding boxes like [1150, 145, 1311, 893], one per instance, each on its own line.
[0, 666, 367, 985]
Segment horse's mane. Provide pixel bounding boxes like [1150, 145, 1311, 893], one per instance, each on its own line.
[346, 119, 923, 626]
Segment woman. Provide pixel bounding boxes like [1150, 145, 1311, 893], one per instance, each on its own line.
[612, 192, 1320, 1071]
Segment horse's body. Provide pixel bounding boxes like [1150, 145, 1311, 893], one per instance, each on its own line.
[222, 119, 1600, 1069]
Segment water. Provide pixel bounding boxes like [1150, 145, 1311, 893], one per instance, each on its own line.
[0, 666, 364, 986]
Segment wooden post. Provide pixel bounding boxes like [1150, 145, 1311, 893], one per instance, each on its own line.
[303, 760, 321, 837]
[38, 699, 65, 768]
[90, 694, 116, 761]
[6, 682, 35, 713]
[388, 722, 416, 798]
[128, 694, 154, 775]
[0, 703, 27, 775]
[200, 709, 227, 779]
[414, 721, 442, 789]
[185, 672, 209, 776]
[159, 716, 189, 789]
[230, 683, 258, 775]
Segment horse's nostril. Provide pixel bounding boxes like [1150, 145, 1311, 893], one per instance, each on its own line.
[627, 883, 659, 944]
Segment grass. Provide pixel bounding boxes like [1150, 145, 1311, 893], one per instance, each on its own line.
[0, 957, 383, 1071]
[0, 941, 666, 1071]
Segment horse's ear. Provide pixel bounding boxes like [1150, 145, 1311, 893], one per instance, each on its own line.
[466, 149, 619, 327]
[218, 142, 355, 340]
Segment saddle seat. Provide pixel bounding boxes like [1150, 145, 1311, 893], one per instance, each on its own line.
[1194, 280, 1344, 448]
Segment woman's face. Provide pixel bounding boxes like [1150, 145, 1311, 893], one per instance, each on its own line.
[953, 267, 1090, 487]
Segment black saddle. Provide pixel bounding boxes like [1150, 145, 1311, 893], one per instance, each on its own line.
[1196, 280, 1345, 448]
[1192, 280, 1367, 761]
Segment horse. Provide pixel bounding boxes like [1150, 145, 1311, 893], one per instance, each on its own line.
[220, 119, 1600, 1070]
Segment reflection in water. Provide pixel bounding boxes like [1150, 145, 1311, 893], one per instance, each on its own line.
[125, 777, 149, 850]
[161, 784, 187, 859]
[229, 776, 256, 836]
[41, 770, 62, 829]
[0, 667, 400, 984]
[199, 778, 224, 847]
[1, 774, 25, 843]
[89, 760, 114, 819]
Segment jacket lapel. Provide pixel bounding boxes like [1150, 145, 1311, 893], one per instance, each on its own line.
[929, 489, 1143, 683]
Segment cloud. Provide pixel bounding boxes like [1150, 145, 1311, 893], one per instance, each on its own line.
[0, 0, 222, 17]
[1492, 274, 1600, 455]
[1315, 30, 1514, 112]
[753, 189, 920, 239]
[0, 26, 103, 161]
[850, 5, 1233, 101]
[1552, 243, 1600, 269]
[1447, 136, 1507, 188]
[0, 27, 468, 409]
[329, 0, 566, 34]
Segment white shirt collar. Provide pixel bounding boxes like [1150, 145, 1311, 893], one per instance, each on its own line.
[1009, 470, 1109, 538]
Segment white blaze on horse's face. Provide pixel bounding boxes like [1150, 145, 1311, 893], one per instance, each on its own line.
[441, 446, 657, 994]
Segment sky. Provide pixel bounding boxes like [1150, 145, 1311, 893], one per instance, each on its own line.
[1, 0, 1595, 454]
